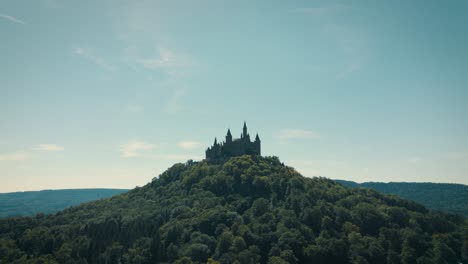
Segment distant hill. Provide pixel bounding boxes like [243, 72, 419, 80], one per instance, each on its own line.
[0, 188, 129, 218]
[335, 180, 468, 217]
[0, 156, 466, 263]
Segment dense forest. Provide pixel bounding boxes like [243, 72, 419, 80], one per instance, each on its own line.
[336, 180, 468, 218]
[0, 156, 466, 263]
[2, 181, 465, 220]
[0, 189, 129, 218]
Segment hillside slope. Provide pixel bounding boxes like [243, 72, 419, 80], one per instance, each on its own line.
[335, 180, 468, 217]
[0, 189, 129, 218]
[0, 156, 466, 263]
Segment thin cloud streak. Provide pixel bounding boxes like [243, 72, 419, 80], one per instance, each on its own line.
[0, 14, 26, 24]
[132, 47, 194, 114]
[276, 129, 320, 140]
[0, 151, 31, 161]
[73, 47, 115, 70]
[121, 140, 156, 158]
[35, 144, 64, 152]
[0, 144, 64, 161]
[120, 140, 201, 161]
[178, 141, 202, 150]
[136, 47, 192, 77]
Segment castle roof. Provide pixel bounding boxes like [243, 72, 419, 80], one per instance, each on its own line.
[206, 122, 261, 162]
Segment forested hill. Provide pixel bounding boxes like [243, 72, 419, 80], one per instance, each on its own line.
[335, 180, 468, 217]
[1, 156, 467, 263]
[0, 189, 129, 218]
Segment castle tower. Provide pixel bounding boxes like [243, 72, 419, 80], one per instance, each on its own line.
[242, 121, 250, 141]
[226, 129, 232, 143]
[206, 123, 261, 162]
[255, 133, 261, 155]
[242, 121, 248, 137]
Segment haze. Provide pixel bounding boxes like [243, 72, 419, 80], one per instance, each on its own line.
[1, 0, 467, 192]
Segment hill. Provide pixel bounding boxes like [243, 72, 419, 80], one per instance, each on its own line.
[0, 156, 466, 263]
[335, 180, 468, 218]
[0, 189, 129, 218]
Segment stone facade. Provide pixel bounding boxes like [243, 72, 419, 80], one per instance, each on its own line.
[205, 122, 261, 162]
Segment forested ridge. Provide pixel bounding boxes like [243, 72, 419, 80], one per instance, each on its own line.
[0, 189, 129, 218]
[0, 155, 466, 263]
[335, 180, 468, 218]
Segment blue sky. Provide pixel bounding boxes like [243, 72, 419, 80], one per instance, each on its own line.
[1, 0, 467, 192]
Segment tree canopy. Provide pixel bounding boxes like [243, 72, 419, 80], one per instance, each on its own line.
[0, 155, 466, 263]
[336, 180, 468, 217]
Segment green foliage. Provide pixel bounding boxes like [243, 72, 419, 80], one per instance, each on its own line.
[0, 155, 466, 263]
[336, 180, 468, 217]
[0, 189, 128, 218]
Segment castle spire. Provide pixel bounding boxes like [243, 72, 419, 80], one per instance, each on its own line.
[226, 129, 232, 143]
[206, 124, 261, 161]
[243, 121, 248, 138]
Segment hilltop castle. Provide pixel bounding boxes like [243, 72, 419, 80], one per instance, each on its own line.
[205, 122, 261, 162]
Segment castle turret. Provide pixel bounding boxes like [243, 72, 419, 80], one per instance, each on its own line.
[242, 121, 251, 141]
[242, 121, 248, 138]
[255, 133, 261, 155]
[206, 123, 261, 162]
[226, 129, 232, 143]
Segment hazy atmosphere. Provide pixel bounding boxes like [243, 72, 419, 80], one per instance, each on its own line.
[2, 0, 468, 192]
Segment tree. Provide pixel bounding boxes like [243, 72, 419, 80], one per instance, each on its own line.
[183, 243, 211, 263]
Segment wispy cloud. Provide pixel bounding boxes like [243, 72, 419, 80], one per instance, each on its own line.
[127, 47, 194, 114]
[276, 129, 320, 140]
[178, 141, 202, 150]
[35, 144, 64, 152]
[120, 140, 202, 161]
[0, 151, 31, 161]
[112, 3, 196, 115]
[73, 47, 114, 70]
[136, 47, 191, 76]
[137, 48, 193, 114]
[0, 14, 26, 24]
[0, 144, 64, 161]
[121, 140, 156, 158]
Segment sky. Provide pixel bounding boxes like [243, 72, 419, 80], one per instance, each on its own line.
[1, 0, 468, 192]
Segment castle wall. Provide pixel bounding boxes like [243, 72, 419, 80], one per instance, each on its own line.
[205, 124, 261, 162]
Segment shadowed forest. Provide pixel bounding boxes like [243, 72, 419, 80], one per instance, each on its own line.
[1, 156, 466, 263]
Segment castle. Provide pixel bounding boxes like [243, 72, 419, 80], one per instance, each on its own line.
[205, 122, 261, 162]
